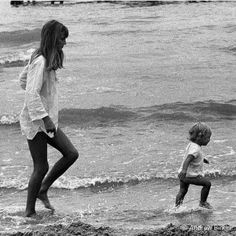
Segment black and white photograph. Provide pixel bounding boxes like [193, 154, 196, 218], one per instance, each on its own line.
[0, 0, 236, 235]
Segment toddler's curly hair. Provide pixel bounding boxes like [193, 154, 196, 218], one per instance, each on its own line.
[189, 122, 211, 142]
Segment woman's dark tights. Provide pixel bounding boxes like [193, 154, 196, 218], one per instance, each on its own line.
[26, 128, 78, 217]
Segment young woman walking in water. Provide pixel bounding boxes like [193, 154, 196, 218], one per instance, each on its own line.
[19, 20, 79, 217]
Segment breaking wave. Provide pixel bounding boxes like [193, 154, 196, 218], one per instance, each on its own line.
[0, 49, 34, 68]
[0, 168, 235, 191]
[1, 100, 236, 127]
[0, 28, 40, 46]
[58, 100, 236, 127]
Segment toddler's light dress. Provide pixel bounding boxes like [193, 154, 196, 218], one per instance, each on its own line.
[178, 142, 204, 177]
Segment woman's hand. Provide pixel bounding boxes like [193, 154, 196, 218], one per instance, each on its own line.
[43, 116, 56, 136]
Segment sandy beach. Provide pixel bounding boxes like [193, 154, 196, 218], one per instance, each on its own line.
[3, 221, 236, 236]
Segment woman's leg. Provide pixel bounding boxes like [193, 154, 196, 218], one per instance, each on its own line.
[183, 176, 211, 203]
[38, 128, 78, 208]
[175, 180, 189, 206]
[26, 132, 49, 217]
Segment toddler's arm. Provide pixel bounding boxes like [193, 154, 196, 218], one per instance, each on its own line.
[178, 154, 194, 180]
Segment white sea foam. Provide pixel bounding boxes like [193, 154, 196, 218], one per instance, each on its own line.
[0, 114, 19, 124]
[213, 140, 228, 143]
[0, 49, 34, 67]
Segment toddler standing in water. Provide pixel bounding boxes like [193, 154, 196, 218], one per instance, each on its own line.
[19, 20, 79, 217]
[175, 122, 212, 209]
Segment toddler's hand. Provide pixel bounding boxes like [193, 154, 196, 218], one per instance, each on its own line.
[178, 171, 186, 180]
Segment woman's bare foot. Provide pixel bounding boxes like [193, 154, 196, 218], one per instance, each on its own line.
[25, 210, 37, 217]
[37, 192, 55, 211]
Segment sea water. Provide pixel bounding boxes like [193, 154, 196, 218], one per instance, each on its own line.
[0, 0, 236, 234]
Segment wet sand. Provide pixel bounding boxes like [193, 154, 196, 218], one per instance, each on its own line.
[3, 221, 236, 236]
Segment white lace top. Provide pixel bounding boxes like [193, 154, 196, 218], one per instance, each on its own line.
[19, 55, 58, 140]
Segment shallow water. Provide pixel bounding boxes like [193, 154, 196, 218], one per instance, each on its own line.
[0, 178, 236, 235]
[0, 0, 236, 234]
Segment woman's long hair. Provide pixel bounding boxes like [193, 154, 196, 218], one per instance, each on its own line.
[32, 20, 69, 71]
